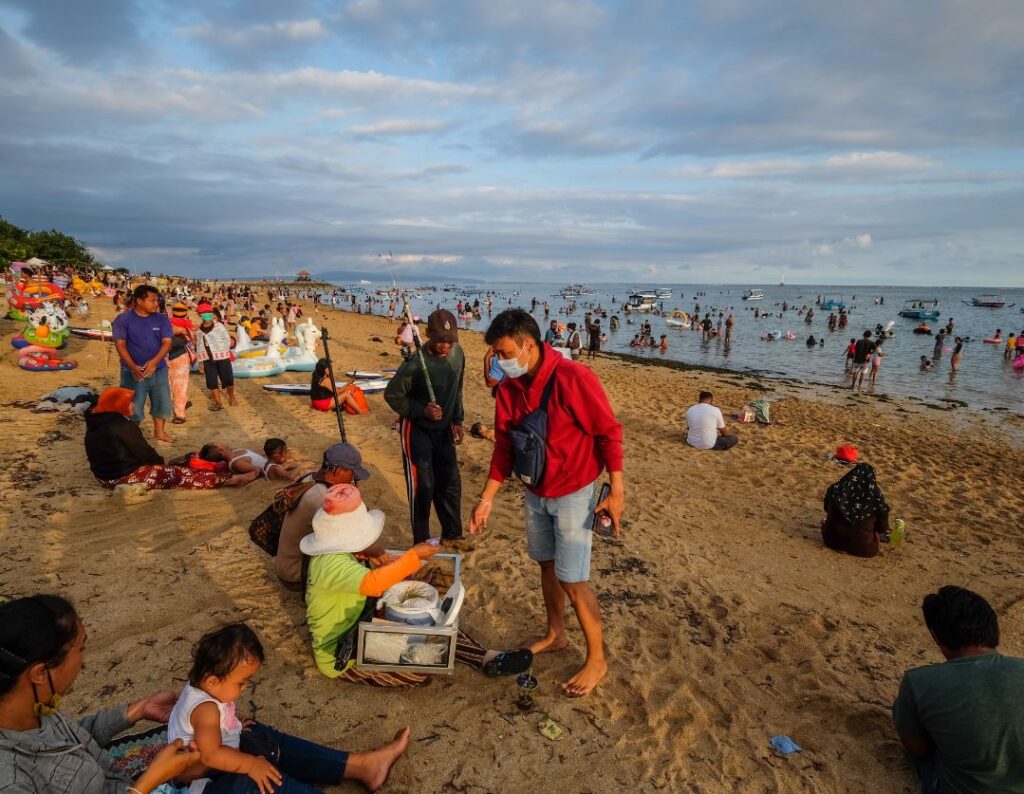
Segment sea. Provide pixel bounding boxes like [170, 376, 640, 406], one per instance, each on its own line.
[326, 283, 1024, 413]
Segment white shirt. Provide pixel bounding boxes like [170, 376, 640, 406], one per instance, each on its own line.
[167, 683, 242, 749]
[685, 402, 725, 450]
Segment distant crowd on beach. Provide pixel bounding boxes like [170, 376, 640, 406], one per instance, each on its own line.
[2, 267, 1023, 793]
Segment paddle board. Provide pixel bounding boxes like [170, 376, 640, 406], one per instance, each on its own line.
[345, 370, 397, 379]
[262, 378, 391, 396]
[69, 327, 113, 341]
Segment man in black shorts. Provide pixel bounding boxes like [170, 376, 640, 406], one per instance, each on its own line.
[851, 330, 876, 391]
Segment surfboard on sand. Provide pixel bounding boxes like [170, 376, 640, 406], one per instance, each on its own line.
[345, 370, 397, 379]
[69, 327, 113, 340]
[263, 378, 391, 396]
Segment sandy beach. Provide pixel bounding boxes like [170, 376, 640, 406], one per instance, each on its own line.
[3, 289, 1023, 793]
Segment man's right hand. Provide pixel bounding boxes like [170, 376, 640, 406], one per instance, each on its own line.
[468, 500, 492, 535]
[424, 402, 443, 421]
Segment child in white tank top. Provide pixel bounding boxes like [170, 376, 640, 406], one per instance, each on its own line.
[166, 623, 280, 792]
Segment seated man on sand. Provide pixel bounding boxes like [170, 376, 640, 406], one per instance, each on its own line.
[684, 391, 738, 451]
[275, 442, 369, 590]
[820, 455, 890, 558]
[85, 387, 258, 490]
[893, 585, 1024, 793]
[305, 484, 533, 687]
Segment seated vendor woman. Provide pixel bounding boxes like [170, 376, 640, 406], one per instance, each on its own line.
[84, 387, 258, 490]
[821, 461, 891, 558]
[304, 484, 532, 687]
[310, 358, 369, 415]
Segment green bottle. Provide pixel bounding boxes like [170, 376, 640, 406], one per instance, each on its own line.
[889, 519, 906, 548]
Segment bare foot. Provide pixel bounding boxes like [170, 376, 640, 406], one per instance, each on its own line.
[228, 398, 238, 406]
[155, 434, 174, 443]
[561, 657, 608, 697]
[359, 726, 410, 792]
[521, 632, 569, 655]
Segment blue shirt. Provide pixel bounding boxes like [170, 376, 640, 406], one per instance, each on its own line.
[112, 309, 172, 370]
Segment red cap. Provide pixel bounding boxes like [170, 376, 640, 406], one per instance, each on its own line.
[834, 445, 859, 463]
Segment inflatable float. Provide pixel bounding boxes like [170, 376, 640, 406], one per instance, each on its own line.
[983, 336, 1003, 344]
[1014, 354, 1024, 372]
[234, 320, 287, 358]
[6, 281, 64, 321]
[281, 318, 321, 373]
[18, 350, 77, 372]
[913, 324, 933, 335]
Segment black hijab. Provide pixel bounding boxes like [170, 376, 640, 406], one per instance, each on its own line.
[826, 463, 889, 524]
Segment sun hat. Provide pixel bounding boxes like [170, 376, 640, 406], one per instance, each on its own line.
[320, 442, 370, 480]
[426, 309, 459, 343]
[832, 445, 859, 464]
[94, 387, 134, 417]
[300, 484, 385, 556]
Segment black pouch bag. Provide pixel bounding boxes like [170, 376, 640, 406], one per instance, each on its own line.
[509, 371, 557, 487]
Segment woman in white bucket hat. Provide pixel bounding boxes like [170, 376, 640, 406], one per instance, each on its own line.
[305, 484, 533, 687]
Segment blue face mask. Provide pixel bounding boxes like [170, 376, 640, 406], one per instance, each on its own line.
[497, 344, 530, 378]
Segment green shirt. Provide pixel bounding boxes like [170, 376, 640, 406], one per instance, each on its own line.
[384, 344, 465, 429]
[305, 552, 369, 678]
[892, 652, 1024, 793]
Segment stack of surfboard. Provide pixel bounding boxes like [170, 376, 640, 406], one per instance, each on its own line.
[262, 370, 395, 396]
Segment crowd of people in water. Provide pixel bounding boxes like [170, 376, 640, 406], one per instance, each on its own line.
[1, 269, 1022, 793]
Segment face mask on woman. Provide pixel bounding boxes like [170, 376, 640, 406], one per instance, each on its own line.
[497, 343, 531, 379]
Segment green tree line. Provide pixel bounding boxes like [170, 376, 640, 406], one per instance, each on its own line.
[0, 217, 96, 268]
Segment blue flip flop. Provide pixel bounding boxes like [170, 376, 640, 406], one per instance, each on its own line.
[483, 649, 533, 678]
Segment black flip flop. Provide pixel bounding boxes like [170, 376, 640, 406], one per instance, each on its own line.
[483, 649, 533, 678]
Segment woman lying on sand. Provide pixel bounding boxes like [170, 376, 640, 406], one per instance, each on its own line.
[84, 387, 258, 490]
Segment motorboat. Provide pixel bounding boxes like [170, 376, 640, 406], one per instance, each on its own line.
[965, 295, 1009, 308]
[627, 291, 658, 311]
[742, 289, 765, 301]
[655, 287, 673, 299]
[899, 299, 941, 320]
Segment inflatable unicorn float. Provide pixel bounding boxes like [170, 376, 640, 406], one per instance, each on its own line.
[230, 317, 321, 378]
[11, 303, 77, 371]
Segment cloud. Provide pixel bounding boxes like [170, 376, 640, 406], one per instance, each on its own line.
[349, 118, 451, 137]
[666, 152, 938, 181]
[0, 0, 141, 63]
[183, 18, 327, 48]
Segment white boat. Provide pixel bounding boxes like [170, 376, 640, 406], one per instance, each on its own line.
[655, 288, 673, 299]
[627, 291, 658, 311]
[742, 289, 765, 301]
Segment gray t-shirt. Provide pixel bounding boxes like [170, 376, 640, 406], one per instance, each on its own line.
[892, 653, 1024, 793]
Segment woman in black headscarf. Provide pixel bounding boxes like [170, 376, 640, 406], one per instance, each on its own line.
[821, 463, 891, 558]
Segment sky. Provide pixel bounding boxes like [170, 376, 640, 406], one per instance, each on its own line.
[0, 1, 1022, 286]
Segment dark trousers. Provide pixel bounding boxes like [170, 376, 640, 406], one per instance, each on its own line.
[399, 417, 463, 543]
[204, 358, 235, 390]
[204, 723, 349, 793]
[713, 434, 739, 450]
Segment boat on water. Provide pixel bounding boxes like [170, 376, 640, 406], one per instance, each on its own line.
[655, 287, 673, 299]
[626, 291, 658, 311]
[821, 297, 846, 311]
[559, 283, 594, 298]
[964, 294, 1010, 308]
[742, 289, 764, 301]
[899, 299, 941, 320]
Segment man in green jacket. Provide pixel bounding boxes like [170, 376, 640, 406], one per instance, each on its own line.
[384, 309, 466, 544]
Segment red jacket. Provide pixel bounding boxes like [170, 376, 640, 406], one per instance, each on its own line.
[488, 344, 624, 498]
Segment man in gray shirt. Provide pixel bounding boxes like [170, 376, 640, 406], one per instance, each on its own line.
[274, 443, 370, 589]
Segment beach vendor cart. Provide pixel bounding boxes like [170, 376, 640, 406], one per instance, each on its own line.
[354, 553, 465, 675]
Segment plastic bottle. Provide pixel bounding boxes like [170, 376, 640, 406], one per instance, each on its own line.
[889, 519, 906, 548]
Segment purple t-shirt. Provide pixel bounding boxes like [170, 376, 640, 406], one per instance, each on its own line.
[112, 309, 172, 370]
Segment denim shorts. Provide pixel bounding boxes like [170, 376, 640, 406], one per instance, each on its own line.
[525, 480, 597, 583]
[131, 367, 171, 421]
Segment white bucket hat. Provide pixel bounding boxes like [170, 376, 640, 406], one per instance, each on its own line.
[300, 484, 385, 556]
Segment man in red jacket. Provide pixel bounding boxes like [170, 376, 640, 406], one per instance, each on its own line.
[469, 309, 624, 697]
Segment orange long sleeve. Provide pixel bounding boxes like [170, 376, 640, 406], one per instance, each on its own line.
[358, 550, 421, 597]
